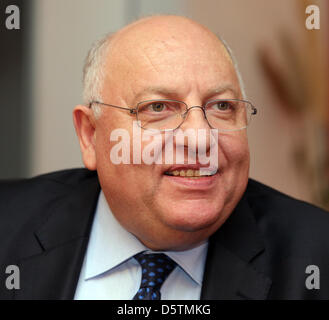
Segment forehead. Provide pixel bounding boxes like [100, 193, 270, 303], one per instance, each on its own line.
[103, 19, 239, 101]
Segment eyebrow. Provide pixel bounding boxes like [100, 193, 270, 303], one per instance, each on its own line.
[134, 87, 178, 101]
[134, 84, 239, 102]
[205, 84, 240, 98]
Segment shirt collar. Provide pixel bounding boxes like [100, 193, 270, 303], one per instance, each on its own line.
[84, 191, 208, 285]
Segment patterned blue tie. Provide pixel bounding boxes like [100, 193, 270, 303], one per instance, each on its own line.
[133, 252, 177, 300]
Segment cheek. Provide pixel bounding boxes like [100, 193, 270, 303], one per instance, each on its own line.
[95, 114, 133, 167]
[95, 124, 159, 200]
[217, 133, 250, 200]
[219, 132, 249, 167]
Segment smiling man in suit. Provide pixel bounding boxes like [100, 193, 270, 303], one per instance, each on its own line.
[1, 15, 329, 300]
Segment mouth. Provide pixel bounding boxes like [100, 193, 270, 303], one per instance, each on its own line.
[163, 166, 219, 190]
[164, 168, 218, 178]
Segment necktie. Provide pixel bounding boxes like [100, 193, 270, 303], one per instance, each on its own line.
[133, 252, 177, 300]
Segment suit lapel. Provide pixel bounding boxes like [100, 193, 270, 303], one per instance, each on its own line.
[201, 191, 272, 300]
[14, 173, 100, 299]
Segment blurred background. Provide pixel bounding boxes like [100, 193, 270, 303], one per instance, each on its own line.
[1, 0, 328, 210]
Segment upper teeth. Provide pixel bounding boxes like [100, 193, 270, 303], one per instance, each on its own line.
[166, 169, 217, 177]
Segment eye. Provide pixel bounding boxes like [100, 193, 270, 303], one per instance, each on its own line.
[213, 101, 232, 111]
[149, 102, 166, 112]
[138, 100, 182, 115]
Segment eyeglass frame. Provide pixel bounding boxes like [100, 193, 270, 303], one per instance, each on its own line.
[88, 98, 258, 132]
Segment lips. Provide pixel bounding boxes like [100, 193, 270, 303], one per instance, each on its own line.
[163, 167, 219, 190]
[164, 165, 218, 178]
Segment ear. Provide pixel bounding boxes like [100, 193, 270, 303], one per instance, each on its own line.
[73, 105, 97, 170]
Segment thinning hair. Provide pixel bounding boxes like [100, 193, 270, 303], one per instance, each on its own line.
[218, 36, 247, 100]
[82, 20, 247, 117]
[82, 33, 113, 117]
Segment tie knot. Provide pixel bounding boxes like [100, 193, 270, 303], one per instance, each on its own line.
[134, 252, 177, 290]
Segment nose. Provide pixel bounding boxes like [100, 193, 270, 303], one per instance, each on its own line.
[176, 105, 213, 158]
[179, 106, 211, 131]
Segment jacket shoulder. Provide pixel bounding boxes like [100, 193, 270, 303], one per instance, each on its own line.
[246, 178, 329, 255]
[246, 178, 328, 217]
[0, 168, 97, 242]
[0, 168, 97, 192]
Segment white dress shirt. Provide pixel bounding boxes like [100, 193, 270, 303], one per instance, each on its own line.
[74, 191, 208, 300]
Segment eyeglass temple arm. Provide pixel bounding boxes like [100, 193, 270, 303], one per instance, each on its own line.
[89, 101, 137, 114]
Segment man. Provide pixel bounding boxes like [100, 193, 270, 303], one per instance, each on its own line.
[1, 15, 329, 300]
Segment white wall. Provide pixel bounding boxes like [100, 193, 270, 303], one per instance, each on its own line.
[30, 0, 129, 175]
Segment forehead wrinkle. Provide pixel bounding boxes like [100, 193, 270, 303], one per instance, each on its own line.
[138, 47, 162, 76]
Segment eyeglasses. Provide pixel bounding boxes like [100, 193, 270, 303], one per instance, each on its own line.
[89, 99, 257, 132]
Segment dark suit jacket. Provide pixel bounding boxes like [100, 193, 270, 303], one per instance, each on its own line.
[1, 168, 329, 300]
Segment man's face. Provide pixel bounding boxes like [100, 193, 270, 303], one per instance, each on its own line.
[83, 18, 250, 250]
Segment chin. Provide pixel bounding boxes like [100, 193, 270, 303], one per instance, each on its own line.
[159, 199, 224, 232]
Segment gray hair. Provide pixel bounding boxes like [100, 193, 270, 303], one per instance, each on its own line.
[82, 30, 247, 118]
[82, 33, 113, 117]
[218, 36, 247, 100]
